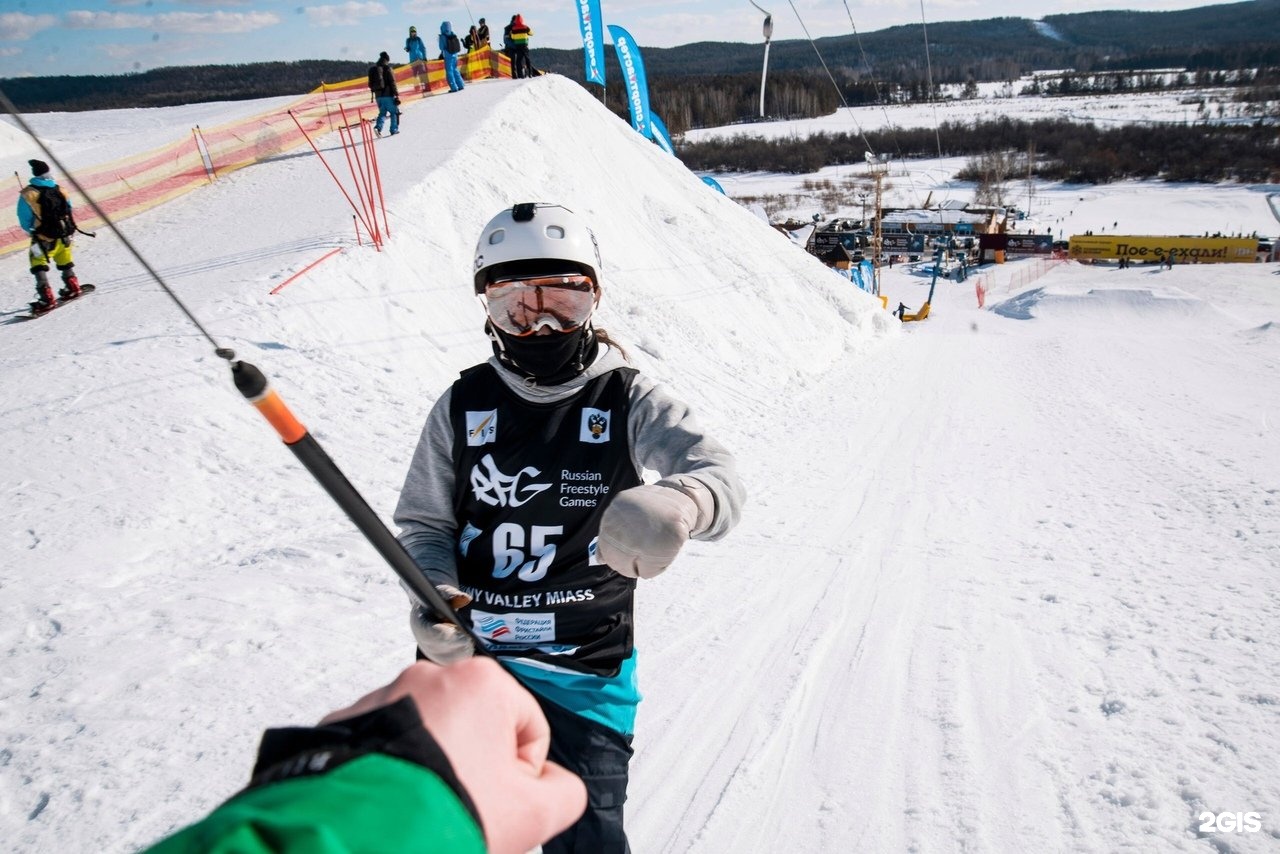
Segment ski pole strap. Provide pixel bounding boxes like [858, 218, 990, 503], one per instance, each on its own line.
[228, 360, 490, 655]
[76, 227, 97, 238]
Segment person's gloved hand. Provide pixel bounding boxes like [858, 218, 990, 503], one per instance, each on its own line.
[408, 583, 475, 664]
[320, 658, 587, 854]
[597, 476, 714, 579]
[393, 97, 401, 105]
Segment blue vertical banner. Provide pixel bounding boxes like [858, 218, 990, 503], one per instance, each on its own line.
[649, 111, 674, 156]
[700, 175, 726, 194]
[607, 25, 650, 137]
[576, 0, 605, 86]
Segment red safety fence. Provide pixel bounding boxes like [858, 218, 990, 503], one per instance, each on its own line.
[2, 48, 511, 258]
[973, 256, 1071, 308]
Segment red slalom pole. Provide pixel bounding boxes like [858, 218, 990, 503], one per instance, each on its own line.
[338, 104, 379, 249]
[366, 117, 389, 239]
[288, 110, 378, 246]
[269, 247, 343, 296]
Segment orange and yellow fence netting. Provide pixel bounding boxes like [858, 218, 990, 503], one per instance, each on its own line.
[3, 48, 511, 258]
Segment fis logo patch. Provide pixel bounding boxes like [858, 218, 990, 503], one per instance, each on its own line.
[466, 410, 497, 446]
[580, 407, 611, 443]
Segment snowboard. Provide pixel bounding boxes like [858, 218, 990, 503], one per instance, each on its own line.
[21, 284, 96, 320]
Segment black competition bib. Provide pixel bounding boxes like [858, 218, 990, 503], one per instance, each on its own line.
[449, 364, 641, 675]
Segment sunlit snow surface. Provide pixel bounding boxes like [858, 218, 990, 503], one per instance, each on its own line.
[2, 77, 1278, 853]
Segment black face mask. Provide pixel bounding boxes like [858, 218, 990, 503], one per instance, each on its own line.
[490, 324, 597, 385]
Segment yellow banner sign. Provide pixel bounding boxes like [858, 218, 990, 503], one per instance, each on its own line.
[1069, 235, 1257, 263]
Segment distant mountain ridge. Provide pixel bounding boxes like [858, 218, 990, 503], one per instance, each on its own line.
[2, 0, 1277, 113]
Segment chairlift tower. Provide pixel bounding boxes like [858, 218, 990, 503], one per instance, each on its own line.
[865, 151, 889, 295]
[749, 2, 773, 118]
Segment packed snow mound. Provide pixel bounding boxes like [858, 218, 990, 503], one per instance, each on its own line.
[1240, 319, 1280, 339]
[991, 285, 1211, 323]
[0, 73, 897, 853]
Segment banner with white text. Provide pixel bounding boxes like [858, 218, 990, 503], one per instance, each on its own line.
[577, 0, 606, 86]
[649, 111, 675, 155]
[607, 25, 651, 137]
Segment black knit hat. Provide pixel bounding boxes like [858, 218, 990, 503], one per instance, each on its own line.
[379, 51, 390, 62]
[29, 159, 49, 176]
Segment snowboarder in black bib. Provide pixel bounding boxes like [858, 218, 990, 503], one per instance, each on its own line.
[395, 202, 745, 853]
[16, 159, 85, 310]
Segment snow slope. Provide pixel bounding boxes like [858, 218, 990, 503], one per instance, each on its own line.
[3, 77, 1279, 853]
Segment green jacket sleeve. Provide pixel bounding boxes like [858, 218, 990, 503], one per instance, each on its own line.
[145, 698, 486, 853]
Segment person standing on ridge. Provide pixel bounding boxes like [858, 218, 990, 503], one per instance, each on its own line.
[439, 21, 465, 92]
[502, 16, 515, 63]
[17, 159, 84, 312]
[405, 25, 427, 63]
[394, 202, 745, 852]
[508, 14, 534, 79]
[477, 17, 491, 49]
[368, 51, 400, 136]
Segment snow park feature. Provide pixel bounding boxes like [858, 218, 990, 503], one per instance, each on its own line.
[3, 72, 1280, 854]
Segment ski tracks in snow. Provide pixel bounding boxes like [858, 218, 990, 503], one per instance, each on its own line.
[632, 266, 1280, 853]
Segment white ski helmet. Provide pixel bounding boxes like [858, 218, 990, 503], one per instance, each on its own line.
[473, 202, 602, 294]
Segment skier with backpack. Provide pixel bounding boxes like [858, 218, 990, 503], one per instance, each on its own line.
[367, 51, 400, 136]
[394, 202, 745, 852]
[16, 159, 86, 312]
[439, 21, 465, 93]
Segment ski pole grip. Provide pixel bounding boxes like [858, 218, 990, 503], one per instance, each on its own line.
[231, 361, 307, 444]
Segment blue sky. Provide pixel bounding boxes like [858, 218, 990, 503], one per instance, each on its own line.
[0, 1, 1237, 80]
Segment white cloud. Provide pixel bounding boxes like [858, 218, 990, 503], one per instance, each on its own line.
[100, 43, 147, 59]
[302, 2, 389, 28]
[0, 12, 58, 41]
[63, 11, 281, 35]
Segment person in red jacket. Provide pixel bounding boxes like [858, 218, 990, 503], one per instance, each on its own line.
[508, 14, 534, 78]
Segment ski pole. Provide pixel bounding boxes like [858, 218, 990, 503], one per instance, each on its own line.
[225, 358, 482, 641]
[0, 84, 485, 655]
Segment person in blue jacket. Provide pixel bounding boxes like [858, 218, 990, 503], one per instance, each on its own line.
[439, 21, 465, 92]
[405, 25, 427, 63]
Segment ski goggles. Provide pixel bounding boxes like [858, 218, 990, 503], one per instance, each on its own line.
[484, 273, 597, 336]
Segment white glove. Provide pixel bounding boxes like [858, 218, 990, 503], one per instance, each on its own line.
[407, 582, 475, 665]
[597, 476, 714, 579]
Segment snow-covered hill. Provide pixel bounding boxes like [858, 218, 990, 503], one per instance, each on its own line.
[2, 77, 1278, 853]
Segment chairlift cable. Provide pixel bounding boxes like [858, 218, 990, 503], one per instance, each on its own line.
[840, 1, 895, 127]
[784, 0, 876, 159]
[919, 0, 944, 159]
[839, 0, 926, 207]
